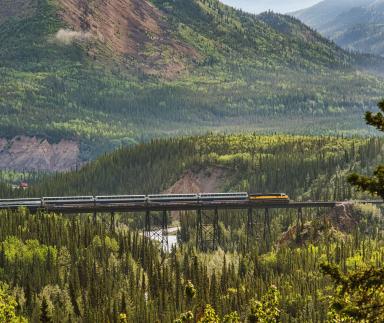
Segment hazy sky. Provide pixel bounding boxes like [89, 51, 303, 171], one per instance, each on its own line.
[220, 0, 322, 13]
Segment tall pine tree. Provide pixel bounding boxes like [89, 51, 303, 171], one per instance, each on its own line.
[348, 99, 384, 197]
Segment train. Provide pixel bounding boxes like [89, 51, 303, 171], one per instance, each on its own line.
[0, 193, 289, 208]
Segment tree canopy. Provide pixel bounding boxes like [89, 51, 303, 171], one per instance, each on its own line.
[348, 99, 384, 198]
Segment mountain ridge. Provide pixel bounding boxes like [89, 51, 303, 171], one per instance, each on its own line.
[0, 0, 383, 167]
[291, 0, 371, 30]
[292, 0, 384, 56]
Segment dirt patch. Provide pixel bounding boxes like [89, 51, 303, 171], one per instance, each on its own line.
[0, 136, 80, 172]
[164, 167, 228, 220]
[57, 0, 199, 78]
[327, 203, 357, 232]
[279, 203, 359, 246]
[165, 167, 228, 194]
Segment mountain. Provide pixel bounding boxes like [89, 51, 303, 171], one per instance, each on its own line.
[1, 0, 383, 168]
[292, 0, 384, 56]
[292, 0, 372, 30]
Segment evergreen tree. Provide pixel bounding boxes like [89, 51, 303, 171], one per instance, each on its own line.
[320, 263, 384, 322]
[247, 286, 280, 323]
[40, 297, 52, 323]
[0, 283, 27, 323]
[348, 99, 384, 197]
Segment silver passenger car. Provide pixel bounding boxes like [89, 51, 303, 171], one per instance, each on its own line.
[148, 194, 199, 202]
[42, 196, 94, 206]
[95, 195, 146, 204]
[198, 192, 248, 201]
[0, 198, 42, 208]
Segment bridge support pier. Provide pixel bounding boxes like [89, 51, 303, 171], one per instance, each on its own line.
[213, 208, 219, 250]
[247, 208, 253, 248]
[196, 208, 219, 251]
[143, 210, 169, 250]
[144, 210, 151, 236]
[296, 208, 303, 241]
[196, 208, 202, 250]
[161, 210, 169, 251]
[110, 212, 115, 232]
[263, 208, 272, 250]
[93, 212, 97, 224]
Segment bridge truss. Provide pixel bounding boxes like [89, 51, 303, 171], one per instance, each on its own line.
[1, 200, 383, 251]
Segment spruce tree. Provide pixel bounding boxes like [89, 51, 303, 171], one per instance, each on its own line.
[348, 99, 384, 197]
[320, 263, 384, 321]
[40, 298, 52, 323]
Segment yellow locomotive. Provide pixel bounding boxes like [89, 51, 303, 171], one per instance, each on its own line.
[249, 193, 289, 203]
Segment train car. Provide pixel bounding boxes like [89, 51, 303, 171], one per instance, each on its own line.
[0, 198, 42, 208]
[199, 192, 248, 201]
[148, 194, 199, 203]
[95, 195, 146, 204]
[248, 193, 289, 203]
[42, 196, 94, 206]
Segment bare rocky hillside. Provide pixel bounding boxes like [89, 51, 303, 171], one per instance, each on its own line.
[0, 136, 80, 172]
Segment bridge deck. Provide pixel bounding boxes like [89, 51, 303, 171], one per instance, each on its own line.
[0, 200, 382, 214]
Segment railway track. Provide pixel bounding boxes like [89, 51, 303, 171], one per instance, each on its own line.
[0, 197, 382, 214]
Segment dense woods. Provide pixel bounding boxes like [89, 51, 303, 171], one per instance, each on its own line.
[0, 134, 383, 321]
[1, 0, 384, 320]
[17, 134, 384, 201]
[1, 0, 383, 158]
[0, 196, 382, 321]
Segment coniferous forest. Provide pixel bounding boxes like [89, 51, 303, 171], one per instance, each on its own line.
[1, 0, 384, 322]
[0, 134, 383, 322]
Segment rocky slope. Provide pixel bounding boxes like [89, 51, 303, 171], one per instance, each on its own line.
[164, 167, 227, 194]
[0, 0, 383, 169]
[56, 0, 199, 77]
[0, 136, 80, 172]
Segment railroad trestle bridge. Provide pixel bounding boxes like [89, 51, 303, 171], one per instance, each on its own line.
[1, 199, 382, 251]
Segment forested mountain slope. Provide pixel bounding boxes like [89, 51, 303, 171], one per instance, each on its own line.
[293, 0, 384, 56]
[14, 134, 383, 202]
[1, 0, 384, 164]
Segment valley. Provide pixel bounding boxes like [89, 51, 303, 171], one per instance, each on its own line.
[1, 0, 384, 163]
[1, 0, 384, 322]
[0, 134, 383, 321]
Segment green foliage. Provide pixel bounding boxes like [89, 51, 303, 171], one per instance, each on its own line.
[320, 263, 384, 322]
[348, 99, 384, 198]
[247, 286, 280, 323]
[40, 297, 52, 323]
[365, 99, 384, 132]
[198, 304, 220, 323]
[222, 311, 240, 323]
[3, 236, 57, 264]
[0, 0, 383, 156]
[0, 283, 27, 323]
[119, 313, 129, 323]
[0, 134, 382, 321]
[22, 134, 384, 204]
[185, 280, 197, 301]
[348, 166, 384, 198]
[174, 310, 194, 323]
[0, 199, 380, 321]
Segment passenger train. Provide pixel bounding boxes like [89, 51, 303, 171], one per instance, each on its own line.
[0, 193, 289, 208]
